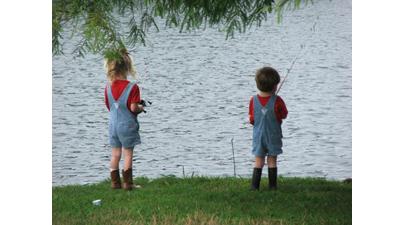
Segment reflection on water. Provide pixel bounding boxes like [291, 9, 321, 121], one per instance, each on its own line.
[53, 0, 351, 186]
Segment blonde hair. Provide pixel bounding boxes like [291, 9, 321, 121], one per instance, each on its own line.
[104, 48, 136, 81]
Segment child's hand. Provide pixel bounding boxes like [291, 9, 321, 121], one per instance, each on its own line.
[248, 116, 254, 125]
[130, 103, 145, 114]
[129, 99, 151, 114]
[137, 104, 145, 113]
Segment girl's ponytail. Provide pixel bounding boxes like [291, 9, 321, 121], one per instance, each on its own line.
[105, 48, 136, 81]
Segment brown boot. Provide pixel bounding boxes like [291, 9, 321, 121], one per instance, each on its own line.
[110, 169, 121, 189]
[122, 168, 134, 190]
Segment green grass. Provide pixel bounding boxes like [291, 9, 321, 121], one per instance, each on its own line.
[53, 176, 352, 225]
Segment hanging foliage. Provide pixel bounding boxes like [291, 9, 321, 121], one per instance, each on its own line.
[52, 0, 311, 58]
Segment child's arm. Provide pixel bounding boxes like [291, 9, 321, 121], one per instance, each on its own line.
[104, 86, 110, 111]
[275, 96, 288, 122]
[249, 96, 254, 125]
[128, 84, 144, 114]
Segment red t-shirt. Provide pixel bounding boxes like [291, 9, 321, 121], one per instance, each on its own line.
[249, 95, 288, 124]
[104, 80, 141, 111]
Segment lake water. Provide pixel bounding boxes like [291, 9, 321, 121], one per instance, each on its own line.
[52, 0, 352, 186]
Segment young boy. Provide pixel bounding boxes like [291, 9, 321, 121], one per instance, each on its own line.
[249, 66, 288, 190]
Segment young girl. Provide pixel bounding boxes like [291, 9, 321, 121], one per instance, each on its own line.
[249, 66, 288, 190]
[104, 48, 144, 191]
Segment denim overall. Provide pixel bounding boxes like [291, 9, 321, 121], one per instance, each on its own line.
[107, 82, 141, 149]
[252, 94, 283, 156]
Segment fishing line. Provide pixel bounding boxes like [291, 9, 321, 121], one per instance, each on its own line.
[129, 40, 154, 113]
[276, 17, 319, 94]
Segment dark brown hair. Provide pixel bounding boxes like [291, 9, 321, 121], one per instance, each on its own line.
[255, 66, 280, 93]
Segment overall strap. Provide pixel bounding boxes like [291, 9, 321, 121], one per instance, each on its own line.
[253, 95, 267, 117]
[118, 82, 135, 104]
[106, 83, 115, 109]
[266, 94, 278, 112]
[253, 94, 276, 109]
[253, 95, 260, 109]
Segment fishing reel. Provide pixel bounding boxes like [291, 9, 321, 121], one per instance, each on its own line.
[140, 99, 152, 113]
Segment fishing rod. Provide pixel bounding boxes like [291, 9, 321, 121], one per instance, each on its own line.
[130, 41, 154, 113]
[276, 19, 318, 95]
[276, 48, 303, 94]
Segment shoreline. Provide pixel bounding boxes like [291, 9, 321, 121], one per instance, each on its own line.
[52, 175, 352, 187]
[53, 176, 352, 224]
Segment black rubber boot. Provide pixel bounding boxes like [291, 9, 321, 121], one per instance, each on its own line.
[268, 167, 277, 190]
[250, 168, 262, 191]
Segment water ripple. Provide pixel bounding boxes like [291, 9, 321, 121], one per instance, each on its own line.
[53, 0, 351, 186]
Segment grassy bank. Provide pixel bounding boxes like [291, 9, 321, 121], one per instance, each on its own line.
[53, 176, 351, 225]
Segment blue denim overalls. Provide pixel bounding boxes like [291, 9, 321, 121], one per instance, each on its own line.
[252, 94, 283, 156]
[107, 82, 141, 149]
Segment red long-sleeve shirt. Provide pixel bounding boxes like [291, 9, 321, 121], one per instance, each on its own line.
[249, 95, 288, 124]
[104, 80, 141, 111]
